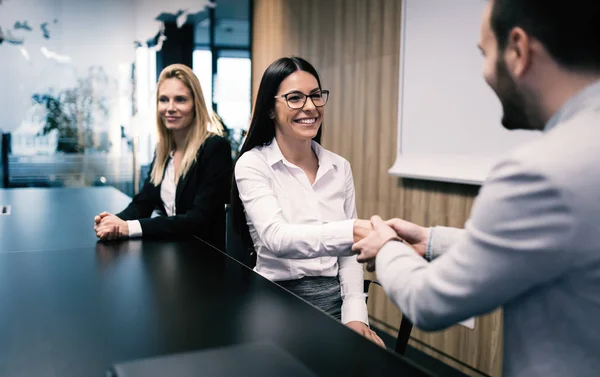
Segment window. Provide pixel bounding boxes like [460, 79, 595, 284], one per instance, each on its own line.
[214, 52, 251, 131]
[192, 49, 213, 105]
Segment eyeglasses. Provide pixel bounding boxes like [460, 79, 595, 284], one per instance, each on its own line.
[274, 90, 330, 109]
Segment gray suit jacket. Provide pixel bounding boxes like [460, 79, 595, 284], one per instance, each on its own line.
[376, 80, 600, 377]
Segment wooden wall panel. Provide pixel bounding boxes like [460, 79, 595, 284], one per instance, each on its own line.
[252, 1, 502, 375]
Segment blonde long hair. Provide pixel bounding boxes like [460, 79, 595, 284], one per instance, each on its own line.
[150, 64, 223, 186]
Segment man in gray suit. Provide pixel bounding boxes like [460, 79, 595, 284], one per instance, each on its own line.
[352, 0, 600, 376]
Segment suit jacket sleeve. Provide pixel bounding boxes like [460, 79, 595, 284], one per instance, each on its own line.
[116, 156, 160, 221]
[375, 157, 575, 331]
[426, 226, 465, 261]
[137, 135, 233, 238]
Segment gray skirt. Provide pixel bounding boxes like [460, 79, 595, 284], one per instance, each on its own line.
[276, 276, 342, 320]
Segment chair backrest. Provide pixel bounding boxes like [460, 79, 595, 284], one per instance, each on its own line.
[225, 204, 256, 268]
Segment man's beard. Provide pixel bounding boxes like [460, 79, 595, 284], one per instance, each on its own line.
[494, 58, 544, 131]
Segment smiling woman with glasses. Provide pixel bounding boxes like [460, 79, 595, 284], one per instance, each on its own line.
[230, 56, 385, 348]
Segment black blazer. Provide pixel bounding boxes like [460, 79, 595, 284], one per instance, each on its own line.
[117, 134, 232, 249]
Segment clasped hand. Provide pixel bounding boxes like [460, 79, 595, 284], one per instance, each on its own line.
[94, 212, 129, 241]
[352, 216, 428, 271]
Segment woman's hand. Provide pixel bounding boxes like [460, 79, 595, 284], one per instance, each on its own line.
[346, 321, 386, 348]
[353, 219, 373, 243]
[94, 212, 129, 240]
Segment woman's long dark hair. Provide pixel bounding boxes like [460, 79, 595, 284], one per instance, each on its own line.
[230, 57, 324, 252]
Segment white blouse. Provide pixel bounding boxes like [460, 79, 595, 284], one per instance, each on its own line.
[234, 138, 368, 324]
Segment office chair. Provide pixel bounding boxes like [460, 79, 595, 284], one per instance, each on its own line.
[224, 205, 413, 354]
[363, 279, 413, 354]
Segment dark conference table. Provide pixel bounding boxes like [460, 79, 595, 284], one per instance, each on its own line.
[0, 187, 132, 253]
[0, 187, 433, 376]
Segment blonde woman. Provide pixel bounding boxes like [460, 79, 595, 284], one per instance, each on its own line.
[94, 64, 232, 249]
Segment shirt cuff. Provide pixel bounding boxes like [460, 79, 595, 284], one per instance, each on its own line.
[428, 226, 462, 260]
[341, 297, 369, 325]
[126, 220, 143, 238]
[323, 219, 355, 255]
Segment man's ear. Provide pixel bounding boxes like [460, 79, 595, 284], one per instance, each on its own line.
[504, 26, 532, 78]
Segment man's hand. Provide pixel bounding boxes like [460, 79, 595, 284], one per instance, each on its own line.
[353, 219, 373, 243]
[386, 218, 429, 257]
[352, 216, 400, 271]
[94, 213, 129, 241]
[345, 321, 386, 348]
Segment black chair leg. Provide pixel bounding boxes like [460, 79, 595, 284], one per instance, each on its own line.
[395, 316, 413, 355]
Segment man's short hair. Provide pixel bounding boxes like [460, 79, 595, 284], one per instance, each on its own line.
[490, 0, 600, 73]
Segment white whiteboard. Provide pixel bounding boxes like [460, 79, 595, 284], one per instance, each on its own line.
[388, 0, 538, 185]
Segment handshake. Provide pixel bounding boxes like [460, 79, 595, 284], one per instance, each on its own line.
[351, 216, 429, 271]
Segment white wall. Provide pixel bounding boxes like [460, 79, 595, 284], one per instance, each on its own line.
[389, 0, 539, 185]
